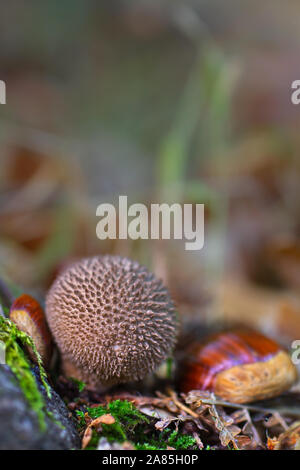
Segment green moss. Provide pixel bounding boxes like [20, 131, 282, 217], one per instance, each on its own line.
[0, 315, 51, 431]
[167, 430, 197, 449]
[135, 428, 197, 450]
[76, 400, 197, 451]
[69, 377, 86, 393]
[77, 399, 149, 449]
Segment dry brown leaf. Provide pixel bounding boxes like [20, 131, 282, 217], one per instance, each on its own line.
[231, 408, 263, 448]
[267, 436, 278, 450]
[274, 421, 300, 450]
[192, 432, 204, 450]
[263, 412, 288, 430]
[96, 414, 115, 425]
[81, 413, 115, 449]
[235, 435, 253, 447]
[209, 405, 241, 449]
[155, 418, 177, 431]
[82, 426, 93, 450]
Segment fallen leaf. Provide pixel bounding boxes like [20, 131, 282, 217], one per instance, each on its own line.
[275, 422, 300, 450]
[82, 426, 93, 450]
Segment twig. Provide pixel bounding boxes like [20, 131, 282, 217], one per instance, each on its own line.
[185, 392, 300, 418]
[167, 388, 199, 418]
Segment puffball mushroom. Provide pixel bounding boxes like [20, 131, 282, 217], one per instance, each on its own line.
[45, 255, 178, 388]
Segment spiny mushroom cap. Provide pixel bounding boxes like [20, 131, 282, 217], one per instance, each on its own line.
[45, 255, 178, 387]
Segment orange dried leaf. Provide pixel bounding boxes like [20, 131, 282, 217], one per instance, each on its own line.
[82, 426, 93, 450]
[96, 414, 115, 425]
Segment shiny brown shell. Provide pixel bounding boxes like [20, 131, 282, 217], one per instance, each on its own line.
[10, 293, 52, 366]
[180, 329, 298, 403]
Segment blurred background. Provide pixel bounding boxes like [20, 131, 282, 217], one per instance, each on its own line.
[0, 0, 299, 344]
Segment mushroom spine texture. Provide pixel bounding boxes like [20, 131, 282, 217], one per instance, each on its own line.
[45, 255, 178, 386]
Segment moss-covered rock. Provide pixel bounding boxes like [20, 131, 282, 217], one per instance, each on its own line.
[0, 315, 80, 449]
[0, 365, 80, 449]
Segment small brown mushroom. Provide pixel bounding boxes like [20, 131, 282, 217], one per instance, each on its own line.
[45, 255, 178, 389]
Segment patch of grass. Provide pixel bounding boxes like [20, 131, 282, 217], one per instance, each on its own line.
[156, 45, 236, 198]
